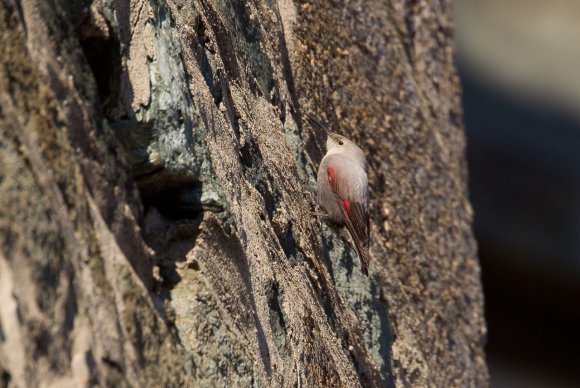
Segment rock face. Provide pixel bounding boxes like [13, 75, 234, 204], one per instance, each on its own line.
[0, 0, 487, 387]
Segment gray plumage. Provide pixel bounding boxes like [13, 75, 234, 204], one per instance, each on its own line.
[316, 130, 370, 276]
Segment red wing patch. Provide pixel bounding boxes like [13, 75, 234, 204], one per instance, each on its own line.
[340, 198, 351, 213]
[327, 165, 335, 182]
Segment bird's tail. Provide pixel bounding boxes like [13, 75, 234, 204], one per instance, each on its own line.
[345, 223, 370, 276]
[353, 238, 370, 276]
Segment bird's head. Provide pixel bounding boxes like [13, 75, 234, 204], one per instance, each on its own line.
[325, 131, 366, 164]
[305, 113, 367, 164]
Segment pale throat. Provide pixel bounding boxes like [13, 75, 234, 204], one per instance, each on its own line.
[325, 147, 365, 165]
[324, 147, 343, 157]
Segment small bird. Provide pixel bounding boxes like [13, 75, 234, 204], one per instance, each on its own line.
[310, 115, 371, 276]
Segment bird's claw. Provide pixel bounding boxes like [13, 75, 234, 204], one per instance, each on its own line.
[310, 211, 328, 219]
[304, 190, 315, 201]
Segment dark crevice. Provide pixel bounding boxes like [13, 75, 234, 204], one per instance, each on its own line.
[85, 351, 99, 386]
[142, 183, 204, 220]
[266, 280, 289, 355]
[278, 222, 297, 259]
[63, 264, 77, 334]
[199, 0, 241, 81]
[240, 138, 263, 169]
[133, 165, 166, 181]
[230, 0, 260, 44]
[138, 171, 222, 219]
[132, 315, 146, 367]
[102, 356, 124, 371]
[102, 356, 126, 386]
[32, 323, 51, 358]
[240, 138, 280, 220]
[78, 29, 124, 119]
[192, 15, 221, 104]
[0, 369, 11, 388]
[373, 285, 396, 387]
[274, 220, 306, 266]
[225, 0, 274, 95]
[255, 179, 277, 220]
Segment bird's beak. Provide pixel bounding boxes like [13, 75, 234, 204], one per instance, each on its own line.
[305, 113, 333, 138]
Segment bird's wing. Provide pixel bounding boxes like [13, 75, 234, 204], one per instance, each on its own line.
[326, 161, 370, 275]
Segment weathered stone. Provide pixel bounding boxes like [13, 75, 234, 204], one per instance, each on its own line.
[0, 0, 487, 386]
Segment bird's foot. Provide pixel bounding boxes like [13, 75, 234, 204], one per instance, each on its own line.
[304, 190, 316, 205]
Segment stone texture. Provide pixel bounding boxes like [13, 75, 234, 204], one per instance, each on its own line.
[0, 0, 488, 387]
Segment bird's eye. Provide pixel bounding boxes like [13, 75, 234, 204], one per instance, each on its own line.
[338, 140, 344, 145]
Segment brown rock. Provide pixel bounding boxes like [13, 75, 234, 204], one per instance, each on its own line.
[0, 0, 487, 386]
